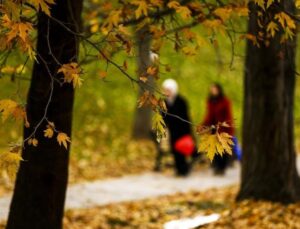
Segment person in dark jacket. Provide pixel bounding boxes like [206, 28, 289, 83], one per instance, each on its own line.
[202, 83, 234, 175]
[162, 79, 196, 176]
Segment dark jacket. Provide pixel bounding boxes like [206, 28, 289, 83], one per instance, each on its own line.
[164, 95, 192, 146]
[202, 96, 234, 135]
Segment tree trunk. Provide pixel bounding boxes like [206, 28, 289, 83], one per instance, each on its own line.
[132, 26, 155, 139]
[6, 0, 83, 228]
[237, 1, 300, 203]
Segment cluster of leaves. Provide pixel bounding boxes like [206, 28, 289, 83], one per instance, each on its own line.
[0, 0, 79, 180]
[250, 0, 300, 46]
[197, 122, 234, 161]
[0, 0, 55, 60]
[0, 144, 23, 181]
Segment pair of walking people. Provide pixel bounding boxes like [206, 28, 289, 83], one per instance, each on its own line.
[162, 79, 236, 176]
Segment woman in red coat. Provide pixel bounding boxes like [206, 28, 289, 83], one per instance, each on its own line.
[202, 83, 234, 175]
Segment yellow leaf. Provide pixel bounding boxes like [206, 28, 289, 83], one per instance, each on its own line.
[266, 0, 274, 8]
[217, 132, 234, 155]
[198, 132, 234, 161]
[254, 0, 265, 10]
[182, 46, 197, 56]
[167, 1, 181, 9]
[275, 12, 296, 30]
[146, 66, 157, 75]
[214, 8, 232, 22]
[57, 132, 71, 149]
[234, 7, 249, 17]
[2, 15, 33, 43]
[152, 112, 166, 142]
[132, 0, 148, 19]
[44, 128, 54, 138]
[176, 6, 191, 20]
[0, 99, 18, 122]
[240, 33, 259, 47]
[28, 138, 38, 147]
[1, 66, 15, 74]
[27, 0, 55, 16]
[296, 0, 300, 8]
[139, 75, 148, 82]
[267, 21, 279, 37]
[58, 62, 83, 88]
[0, 146, 23, 181]
[103, 10, 122, 30]
[202, 19, 226, 35]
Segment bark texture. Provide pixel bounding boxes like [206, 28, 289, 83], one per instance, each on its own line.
[6, 0, 83, 228]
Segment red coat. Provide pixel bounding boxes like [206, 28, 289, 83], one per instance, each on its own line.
[202, 96, 234, 135]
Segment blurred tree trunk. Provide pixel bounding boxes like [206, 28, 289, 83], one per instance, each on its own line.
[132, 26, 155, 139]
[237, 1, 300, 203]
[6, 0, 83, 228]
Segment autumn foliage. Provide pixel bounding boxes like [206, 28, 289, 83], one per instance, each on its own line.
[0, 0, 299, 181]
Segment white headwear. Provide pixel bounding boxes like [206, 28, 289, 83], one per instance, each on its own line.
[162, 79, 178, 97]
[150, 51, 159, 63]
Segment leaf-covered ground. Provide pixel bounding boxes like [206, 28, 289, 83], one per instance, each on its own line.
[2, 185, 300, 228]
[61, 186, 300, 229]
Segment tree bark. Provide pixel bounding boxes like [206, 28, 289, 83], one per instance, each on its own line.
[132, 26, 155, 139]
[6, 0, 83, 228]
[237, 1, 300, 203]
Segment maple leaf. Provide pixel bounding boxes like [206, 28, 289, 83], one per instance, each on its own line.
[2, 14, 33, 43]
[267, 21, 279, 37]
[296, 0, 300, 8]
[28, 138, 39, 147]
[275, 12, 296, 29]
[57, 132, 71, 149]
[146, 66, 158, 76]
[234, 7, 249, 17]
[44, 122, 55, 138]
[58, 62, 83, 88]
[202, 19, 226, 35]
[152, 112, 166, 142]
[198, 131, 234, 161]
[0, 145, 23, 181]
[240, 33, 259, 47]
[176, 6, 191, 20]
[0, 99, 18, 122]
[132, 0, 148, 19]
[27, 0, 56, 16]
[214, 8, 232, 22]
[103, 10, 122, 30]
[167, 1, 181, 9]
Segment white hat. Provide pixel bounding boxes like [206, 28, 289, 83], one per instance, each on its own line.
[162, 79, 178, 96]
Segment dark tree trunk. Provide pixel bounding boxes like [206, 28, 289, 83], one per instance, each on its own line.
[132, 26, 155, 139]
[6, 0, 83, 228]
[237, 1, 300, 203]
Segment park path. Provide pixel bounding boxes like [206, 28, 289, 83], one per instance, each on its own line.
[0, 164, 240, 221]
